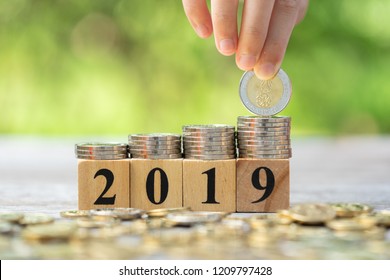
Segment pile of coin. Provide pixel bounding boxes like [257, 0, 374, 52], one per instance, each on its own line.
[237, 69, 293, 159]
[75, 143, 128, 160]
[236, 116, 291, 159]
[182, 125, 236, 160]
[128, 133, 182, 159]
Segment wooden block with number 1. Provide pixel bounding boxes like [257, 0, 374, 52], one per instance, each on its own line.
[183, 159, 236, 212]
[78, 159, 131, 210]
[236, 158, 289, 212]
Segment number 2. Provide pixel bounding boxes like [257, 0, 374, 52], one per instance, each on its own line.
[93, 168, 116, 205]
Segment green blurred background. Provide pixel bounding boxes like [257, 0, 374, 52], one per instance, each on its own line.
[1, 0, 389, 136]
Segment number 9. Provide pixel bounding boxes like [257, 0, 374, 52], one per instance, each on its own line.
[251, 167, 275, 203]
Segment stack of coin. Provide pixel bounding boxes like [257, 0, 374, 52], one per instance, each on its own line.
[182, 125, 236, 160]
[128, 133, 182, 159]
[75, 143, 128, 160]
[237, 116, 291, 159]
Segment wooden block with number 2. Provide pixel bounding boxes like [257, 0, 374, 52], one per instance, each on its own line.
[78, 159, 131, 210]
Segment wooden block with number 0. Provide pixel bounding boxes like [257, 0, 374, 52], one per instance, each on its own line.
[78, 159, 131, 210]
[183, 159, 236, 212]
[131, 159, 183, 210]
[236, 158, 289, 212]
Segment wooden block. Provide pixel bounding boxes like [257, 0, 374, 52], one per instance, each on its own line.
[78, 159, 130, 210]
[236, 158, 289, 212]
[183, 159, 236, 212]
[131, 159, 183, 210]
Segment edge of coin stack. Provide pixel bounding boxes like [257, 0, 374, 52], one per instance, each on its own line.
[128, 133, 182, 159]
[237, 116, 292, 159]
[75, 143, 128, 160]
[182, 124, 236, 160]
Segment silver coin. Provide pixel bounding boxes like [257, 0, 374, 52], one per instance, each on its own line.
[131, 154, 183, 159]
[129, 146, 181, 152]
[183, 141, 235, 148]
[130, 152, 182, 157]
[237, 123, 290, 129]
[238, 154, 291, 159]
[184, 154, 236, 160]
[239, 69, 292, 116]
[76, 154, 128, 160]
[184, 145, 236, 151]
[129, 133, 181, 141]
[237, 135, 290, 141]
[183, 136, 235, 142]
[238, 116, 291, 123]
[237, 139, 291, 146]
[129, 138, 181, 142]
[237, 127, 290, 133]
[184, 150, 236, 156]
[76, 143, 128, 151]
[237, 130, 290, 137]
[183, 132, 235, 138]
[76, 150, 128, 156]
[183, 124, 235, 132]
[239, 148, 291, 154]
[238, 145, 291, 150]
[129, 140, 181, 146]
[130, 147, 181, 153]
[130, 150, 181, 155]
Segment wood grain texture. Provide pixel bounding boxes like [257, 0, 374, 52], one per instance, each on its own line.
[237, 158, 289, 212]
[131, 158, 183, 210]
[183, 159, 236, 212]
[78, 159, 130, 210]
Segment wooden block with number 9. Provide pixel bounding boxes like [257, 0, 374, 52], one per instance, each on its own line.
[78, 159, 131, 210]
[236, 158, 289, 212]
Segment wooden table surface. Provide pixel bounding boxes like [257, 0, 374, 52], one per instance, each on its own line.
[1, 136, 390, 260]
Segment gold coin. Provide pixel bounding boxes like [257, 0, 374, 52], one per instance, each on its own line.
[0, 212, 24, 223]
[239, 69, 292, 116]
[90, 208, 144, 220]
[367, 211, 390, 228]
[165, 211, 227, 227]
[288, 203, 336, 225]
[22, 222, 77, 241]
[146, 207, 191, 218]
[330, 203, 373, 218]
[76, 215, 119, 228]
[19, 213, 54, 226]
[0, 222, 13, 234]
[326, 218, 376, 231]
[60, 210, 91, 218]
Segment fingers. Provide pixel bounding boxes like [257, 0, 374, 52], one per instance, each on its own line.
[236, 0, 275, 70]
[210, 0, 239, 56]
[182, 0, 213, 38]
[254, 0, 301, 80]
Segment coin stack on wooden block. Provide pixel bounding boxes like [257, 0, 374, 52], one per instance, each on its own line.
[236, 69, 292, 213]
[76, 143, 130, 210]
[182, 125, 236, 212]
[76, 68, 293, 213]
[129, 133, 183, 210]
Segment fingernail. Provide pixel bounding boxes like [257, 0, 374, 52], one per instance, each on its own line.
[238, 54, 257, 70]
[195, 24, 209, 38]
[256, 63, 276, 80]
[219, 39, 235, 55]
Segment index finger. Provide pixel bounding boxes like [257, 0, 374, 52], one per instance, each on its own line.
[182, 0, 213, 38]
